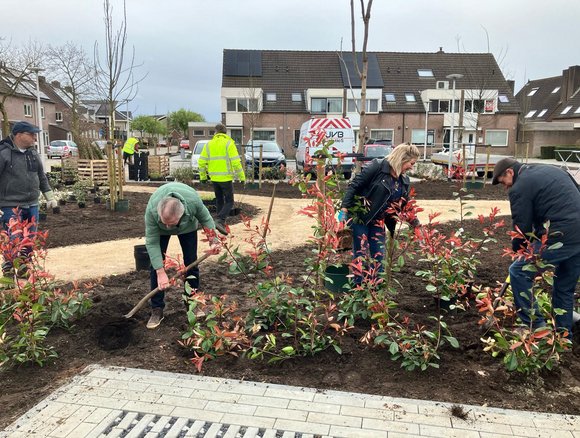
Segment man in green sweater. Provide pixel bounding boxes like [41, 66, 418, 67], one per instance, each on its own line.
[144, 182, 217, 329]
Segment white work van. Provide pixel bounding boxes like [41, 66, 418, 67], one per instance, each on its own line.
[295, 118, 356, 179]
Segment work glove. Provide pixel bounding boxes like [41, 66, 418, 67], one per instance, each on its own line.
[338, 209, 348, 223]
[44, 191, 58, 210]
[200, 179, 209, 185]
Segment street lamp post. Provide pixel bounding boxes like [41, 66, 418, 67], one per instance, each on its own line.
[446, 73, 463, 180]
[30, 66, 47, 169]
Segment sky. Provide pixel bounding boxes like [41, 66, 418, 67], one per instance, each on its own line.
[3, 0, 579, 121]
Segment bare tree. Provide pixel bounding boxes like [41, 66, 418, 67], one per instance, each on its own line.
[46, 42, 97, 153]
[0, 39, 44, 137]
[93, 0, 145, 142]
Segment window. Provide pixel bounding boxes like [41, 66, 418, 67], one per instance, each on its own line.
[266, 93, 276, 102]
[411, 129, 435, 145]
[41, 107, 45, 119]
[193, 130, 204, 136]
[24, 103, 32, 117]
[55, 112, 63, 122]
[226, 98, 258, 112]
[436, 81, 449, 89]
[347, 99, 378, 113]
[370, 129, 393, 142]
[310, 97, 342, 114]
[209, 130, 215, 135]
[498, 94, 509, 103]
[527, 87, 539, 96]
[429, 99, 459, 113]
[293, 129, 301, 146]
[575, 106, 580, 114]
[252, 129, 275, 141]
[291, 93, 302, 102]
[473, 99, 484, 113]
[384, 93, 396, 103]
[552, 86, 561, 94]
[417, 69, 434, 77]
[537, 109, 548, 117]
[484, 100, 495, 113]
[43, 132, 49, 145]
[404, 92, 416, 102]
[229, 128, 242, 145]
[561, 105, 572, 115]
[485, 129, 508, 147]
[525, 110, 537, 118]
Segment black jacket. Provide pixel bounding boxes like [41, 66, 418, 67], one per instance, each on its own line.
[509, 163, 580, 254]
[0, 137, 51, 208]
[341, 158, 411, 232]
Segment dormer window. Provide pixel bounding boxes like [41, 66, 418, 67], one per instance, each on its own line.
[498, 94, 509, 103]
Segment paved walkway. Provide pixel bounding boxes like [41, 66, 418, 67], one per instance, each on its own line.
[2, 365, 578, 438]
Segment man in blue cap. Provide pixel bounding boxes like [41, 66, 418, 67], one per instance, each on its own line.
[0, 121, 57, 276]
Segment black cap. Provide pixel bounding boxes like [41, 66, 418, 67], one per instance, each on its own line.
[492, 157, 518, 185]
[11, 121, 41, 135]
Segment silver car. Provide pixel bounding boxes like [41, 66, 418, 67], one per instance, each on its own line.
[46, 140, 79, 158]
[190, 140, 209, 177]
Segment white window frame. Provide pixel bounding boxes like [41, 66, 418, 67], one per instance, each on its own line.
[266, 93, 276, 102]
[370, 129, 394, 142]
[485, 129, 508, 147]
[575, 106, 580, 114]
[525, 110, 536, 118]
[537, 109, 548, 117]
[527, 87, 539, 96]
[552, 86, 561, 94]
[41, 106, 45, 119]
[43, 132, 49, 145]
[347, 98, 379, 113]
[384, 93, 396, 103]
[436, 81, 449, 89]
[498, 94, 509, 103]
[55, 111, 63, 122]
[24, 103, 32, 117]
[561, 105, 572, 115]
[417, 69, 434, 77]
[193, 129, 204, 136]
[291, 93, 302, 102]
[252, 128, 276, 141]
[310, 97, 342, 114]
[404, 92, 416, 102]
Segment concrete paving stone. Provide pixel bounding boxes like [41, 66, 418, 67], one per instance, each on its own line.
[312, 392, 366, 407]
[393, 410, 453, 428]
[129, 374, 179, 387]
[172, 377, 222, 392]
[83, 367, 136, 382]
[83, 407, 114, 424]
[287, 400, 340, 415]
[144, 383, 194, 398]
[49, 402, 81, 419]
[82, 409, 123, 438]
[222, 424, 241, 438]
[221, 413, 275, 430]
[510, 426, 575, 438]
[419, 424, 480, 438]
[122, 400, 174, 416]
[280, 432, 295, 438]
[205, 400, 257, 416]
[182, 420, 206, 437]
[170, 406, 223, 423]
[418, 401, 476, 419]
[364, 398, 420, 413]
[471, 410, 540, 427]
[362, 417, 420, 435]
[239, 394, 291, 409]
[217, 381, 268, 396]
[479, 433, 528, 438]
[241, 426, 260, 438]
[254, 406, 308, 422]
[115, 411, 139, 430]
[450, 417, 514, 434]
[49, 405, 102, 437]
[387, 433, 423, 438]
[340, 405, 394, 421]
[148, 415, 172, 433]
[329, 424, 388, 438]
[123, 413, 155, 438]
[191, 388, 241, 403]
[308, 411, 362, 428]
[19, 415, 62, 436]
[263, 387, 316, 402]
[533, 414, 580, 430]
[102, 379, 150, 392]
[202, 422, 223, 438]
[105, 428, 124, 438]
[62, 421, 98, 438]
[156, 393, 208, 410]
[273, 418, 330, 436]
[163, 417, 189, 438]
[261, 430, 278, 438]
[76, 394, 128, 410]
[111, 388, 162, 403]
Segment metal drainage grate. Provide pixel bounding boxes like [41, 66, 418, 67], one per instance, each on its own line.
[99, 410, 329, 438]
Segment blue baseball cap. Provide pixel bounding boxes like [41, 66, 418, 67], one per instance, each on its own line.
[12, 121, 41, 135]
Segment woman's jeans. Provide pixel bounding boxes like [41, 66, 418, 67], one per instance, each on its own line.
[150, 231, 199, 309]
[509, 242, 580, 336]
[351, 220, 386, 284]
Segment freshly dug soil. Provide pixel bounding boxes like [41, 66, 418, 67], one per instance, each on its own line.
[1, 219, 579, 429]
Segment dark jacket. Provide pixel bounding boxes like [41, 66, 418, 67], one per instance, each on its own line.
[509, 163, 580, 254]
[341, 158, 411, 233]
[0, 137, 51, 208]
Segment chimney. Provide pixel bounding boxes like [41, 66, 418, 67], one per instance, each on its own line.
[560, 65, 580, 102]
[39, 75, 46, 83]
[51, 80, 61, 88]
[507, 80, 515, 94]
[437, 47, 444, 54]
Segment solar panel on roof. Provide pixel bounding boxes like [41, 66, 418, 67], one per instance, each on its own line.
[339, 53, 384, 88]
[223, 50, 262, 77]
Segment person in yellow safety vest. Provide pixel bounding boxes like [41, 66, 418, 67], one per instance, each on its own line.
[198, 123, 245, 235]
[122, 137, 140, 164]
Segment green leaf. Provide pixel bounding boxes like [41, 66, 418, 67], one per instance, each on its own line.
[281, 346, 294, 355]
[506, 352, 518, 371]
[389, 342, 399, 355]
[445, 336, 459, 348]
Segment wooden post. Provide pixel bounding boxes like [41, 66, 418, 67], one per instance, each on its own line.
[462, 143, 467, 186]
[471, 144, 477, 182]
[106, 143, 117, 210]
[258, 143, 263, 189]
[484, 146, 491, 185]
[117, 148, 124, 200]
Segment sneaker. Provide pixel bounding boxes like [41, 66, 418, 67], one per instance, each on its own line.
[147, 308, 164, 329]
[215, 220, 228, 235]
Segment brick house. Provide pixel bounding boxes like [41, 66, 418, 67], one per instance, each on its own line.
[516, 65, 580, 157]
[221, 49, 520, 159]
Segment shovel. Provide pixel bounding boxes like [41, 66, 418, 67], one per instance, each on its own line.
[124, 251, 212, 318]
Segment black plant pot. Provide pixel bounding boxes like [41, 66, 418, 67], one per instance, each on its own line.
[59, 199, 67, 206]
[94, 197, 101, 204]
[78, 201, 86, 208]
[52, 206, 61, 214]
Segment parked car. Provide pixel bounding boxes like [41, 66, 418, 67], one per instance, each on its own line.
[179, 139, 190, 149]
[91, 140, 108, 152]
[244, 141, 286, 176]
[158, 139, 167, 147]
[190, 140, 209, 177]
[46, 140, 78, 159]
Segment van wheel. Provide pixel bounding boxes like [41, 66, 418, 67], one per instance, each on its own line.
[342, 172, 352, 180]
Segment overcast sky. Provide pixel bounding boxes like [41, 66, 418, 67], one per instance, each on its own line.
[3, 0, 579, 120]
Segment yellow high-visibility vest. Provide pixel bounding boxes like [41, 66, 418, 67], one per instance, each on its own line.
[122, 137, 139, 155]
[198, 133, 245, 182]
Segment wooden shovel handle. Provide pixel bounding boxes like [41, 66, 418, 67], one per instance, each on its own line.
[124, 251, 212, 318]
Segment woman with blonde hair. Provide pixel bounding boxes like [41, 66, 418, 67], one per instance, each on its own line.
[340, 143, 421, 284]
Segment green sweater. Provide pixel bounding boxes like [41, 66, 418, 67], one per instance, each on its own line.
[144, 182, 215, 269]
